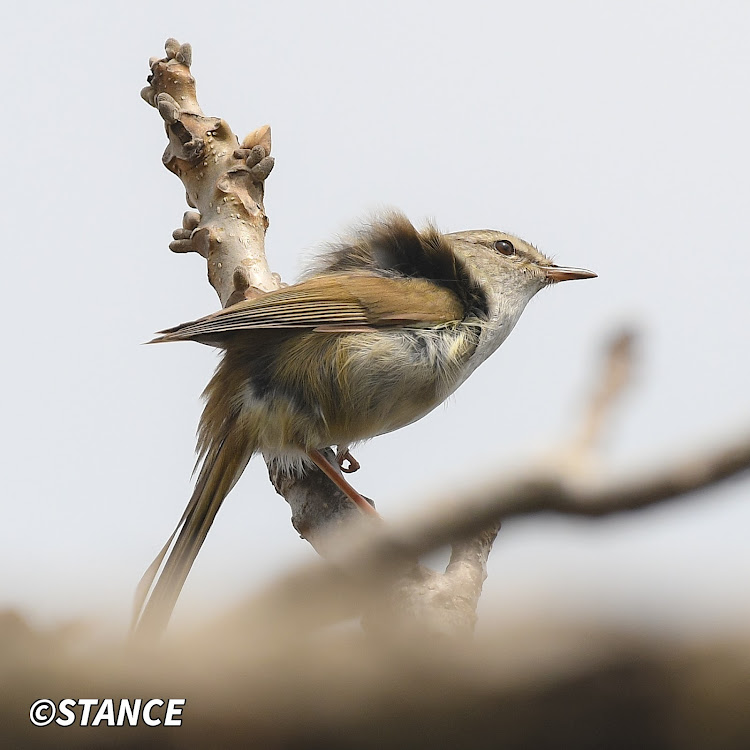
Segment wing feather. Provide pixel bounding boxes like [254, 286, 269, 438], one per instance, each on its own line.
[151, 273, 464, 344]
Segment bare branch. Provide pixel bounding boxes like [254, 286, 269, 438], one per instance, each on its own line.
[144, 38, 277, 306]
[142, 38, 371, 551]
[573, 328, 637, 456]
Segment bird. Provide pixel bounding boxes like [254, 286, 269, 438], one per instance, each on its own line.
[133, 212, 596, 638]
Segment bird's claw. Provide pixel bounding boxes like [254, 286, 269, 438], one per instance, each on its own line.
[337, 448, 360, 473]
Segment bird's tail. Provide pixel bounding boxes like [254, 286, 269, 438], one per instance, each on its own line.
[131, 421, 251, 640]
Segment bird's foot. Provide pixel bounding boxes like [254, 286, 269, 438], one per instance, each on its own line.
[307, 449, 379, 519]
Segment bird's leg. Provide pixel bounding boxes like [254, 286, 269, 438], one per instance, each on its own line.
[336, 446, 360, 474]
[307, 448, 380, 519]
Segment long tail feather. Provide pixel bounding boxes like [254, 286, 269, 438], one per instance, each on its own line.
[132, 424, 251, 640]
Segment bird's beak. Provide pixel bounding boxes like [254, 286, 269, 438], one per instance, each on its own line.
[543, 265, 598, 283]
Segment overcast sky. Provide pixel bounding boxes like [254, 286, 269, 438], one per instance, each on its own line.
[2, 1, 749, 636]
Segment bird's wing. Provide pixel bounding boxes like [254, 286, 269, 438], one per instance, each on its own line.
[151, 273, 465, 343]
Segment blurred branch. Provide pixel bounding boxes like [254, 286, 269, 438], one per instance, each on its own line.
[229, 424, 750, 640]
[401, 427, 750, 547]
[6, 607, 750, 750]
[572, 329, 636, 456]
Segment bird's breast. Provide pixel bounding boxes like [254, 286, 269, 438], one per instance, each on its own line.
[230, 323, 481, 452]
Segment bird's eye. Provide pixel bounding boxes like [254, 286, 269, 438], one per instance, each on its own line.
[493, 239, 515, 256]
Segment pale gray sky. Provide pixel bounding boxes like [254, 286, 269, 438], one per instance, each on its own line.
[2, 0, 749, 635]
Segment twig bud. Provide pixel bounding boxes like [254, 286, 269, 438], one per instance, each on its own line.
[164, 38, 180, 59]
[176, 43, 192, 67]
[140, 86, 156, 106]
[156, 93, 180, 124]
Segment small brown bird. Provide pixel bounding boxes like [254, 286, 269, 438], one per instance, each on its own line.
[133, 213, 595, 637]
